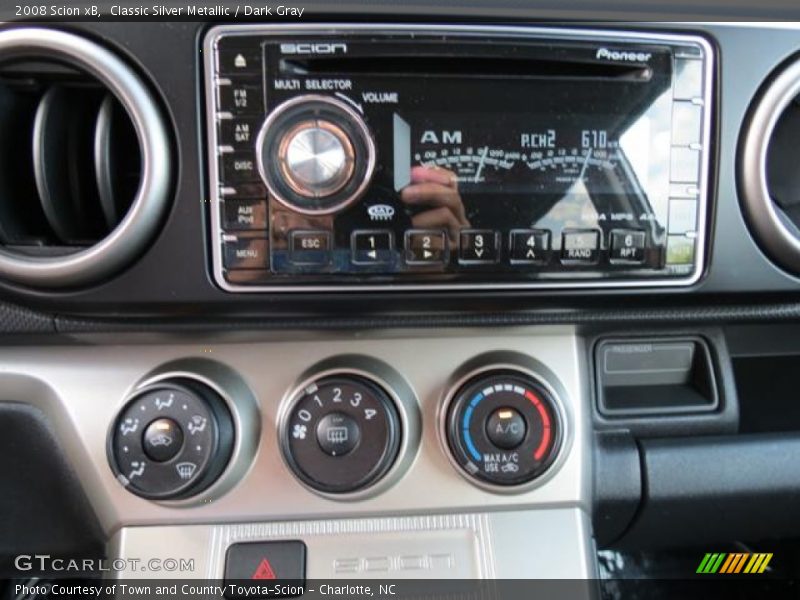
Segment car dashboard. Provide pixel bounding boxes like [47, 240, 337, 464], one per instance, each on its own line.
[0, 9, 800, 598]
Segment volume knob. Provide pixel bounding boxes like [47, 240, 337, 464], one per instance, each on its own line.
[257, 95, 375, 215]
[279, 120, 355, 198]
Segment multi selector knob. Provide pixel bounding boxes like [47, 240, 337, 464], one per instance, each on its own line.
[257, 95, 375, 215]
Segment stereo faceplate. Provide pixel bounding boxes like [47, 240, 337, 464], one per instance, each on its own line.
[204, 25, 714, 292]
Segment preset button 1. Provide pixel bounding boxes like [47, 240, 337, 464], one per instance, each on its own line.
[352, 230, 393, 265]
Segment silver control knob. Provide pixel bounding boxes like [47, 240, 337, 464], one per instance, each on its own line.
[256, 95, 376, 215]
[279, 120, 355, 198]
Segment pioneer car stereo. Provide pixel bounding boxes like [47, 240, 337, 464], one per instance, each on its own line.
[204, 25, 713, 292]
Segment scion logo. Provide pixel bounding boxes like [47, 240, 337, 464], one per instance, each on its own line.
[596, 47, 652, 63]
[280, 43, 348, 55]
[696, 552, 773, 574]
[333, 552, 455, 574]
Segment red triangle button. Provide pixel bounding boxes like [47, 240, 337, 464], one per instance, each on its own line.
[251, 558, 277, 580]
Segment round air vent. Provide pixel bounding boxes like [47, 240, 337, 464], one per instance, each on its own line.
[740, 56, 800, 275]
[0, 28, 171, 288]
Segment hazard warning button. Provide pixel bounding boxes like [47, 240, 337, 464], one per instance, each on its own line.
[224, 541, 306, 597]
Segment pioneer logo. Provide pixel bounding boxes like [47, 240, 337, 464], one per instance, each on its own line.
[596, 47, 652, 63]
[280, 43, 347, 55]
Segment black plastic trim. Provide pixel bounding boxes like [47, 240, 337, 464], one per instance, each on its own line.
[615, 433, 800, 549]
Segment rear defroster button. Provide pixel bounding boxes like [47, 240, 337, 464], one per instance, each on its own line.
[316, 412, 360, 456]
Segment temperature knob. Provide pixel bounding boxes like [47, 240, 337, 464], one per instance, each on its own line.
[444, 370, 562, 489]
[257, 95, 375, 215]
[280, 374, 401, 494]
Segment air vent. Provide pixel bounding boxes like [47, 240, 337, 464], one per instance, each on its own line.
[0, 28, 171, 288]
[740, 56, 800, 275]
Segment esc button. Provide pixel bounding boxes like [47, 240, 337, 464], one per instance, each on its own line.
[290, 230, 331, 265]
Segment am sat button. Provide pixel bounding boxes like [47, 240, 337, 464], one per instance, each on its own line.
[224, 541, 306, 598]
[610, 230, 646, 263]
[561, 230, 600, 263]
[290, 230, 331, 265]
[219, 116, 261, 150]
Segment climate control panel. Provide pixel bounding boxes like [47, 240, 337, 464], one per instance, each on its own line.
[108, 354, 568, 502]
[279, 373, 401, 495]
[443, 369, 563, 489]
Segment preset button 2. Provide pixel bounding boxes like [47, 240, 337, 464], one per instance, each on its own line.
[405, 230, 447, 265]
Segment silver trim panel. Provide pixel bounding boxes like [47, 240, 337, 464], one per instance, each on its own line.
[109, 508, 595, 580]
[0, 27, 172, 288]
[0, 326, 588, 535]
[204, 23, 714, 292]
[740, 56, 800, 274]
